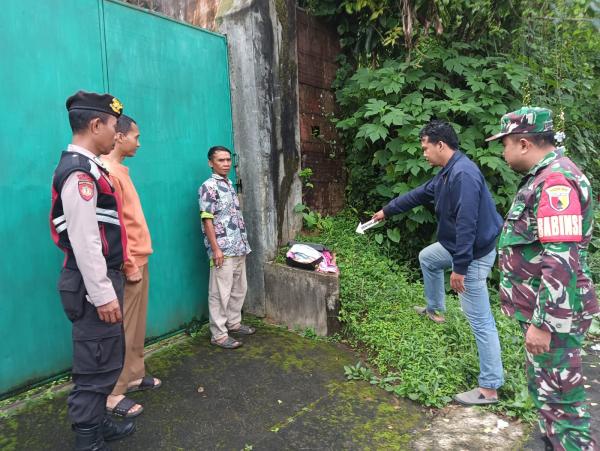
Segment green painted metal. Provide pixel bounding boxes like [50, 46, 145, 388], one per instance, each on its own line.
[0, 0, 106, 398]
[0, 0, 232, 395]
[103, 0, 233, 338]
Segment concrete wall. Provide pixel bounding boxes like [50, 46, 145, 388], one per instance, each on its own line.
[264, 263, 341, 336]
[123, 0, 303, 316]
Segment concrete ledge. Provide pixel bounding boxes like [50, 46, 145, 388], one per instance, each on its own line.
[264, 262, 340, 336]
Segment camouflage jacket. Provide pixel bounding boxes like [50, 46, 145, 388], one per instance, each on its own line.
[498, 150, 599, 334]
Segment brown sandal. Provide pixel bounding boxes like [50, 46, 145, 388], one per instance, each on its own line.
[210, 336, 243, 349]
[228, 324, 256, 335]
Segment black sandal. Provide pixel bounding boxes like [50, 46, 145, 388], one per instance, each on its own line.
[126, 375, 162, 393]
[106, 396, 144, 418]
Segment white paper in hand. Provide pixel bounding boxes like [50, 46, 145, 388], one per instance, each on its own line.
[356, 219, 380, 234]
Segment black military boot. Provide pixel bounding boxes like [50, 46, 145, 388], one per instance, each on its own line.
[72, 423, 110, 451]
[102, 415, 136, 442]
[542, 436, 554, 450]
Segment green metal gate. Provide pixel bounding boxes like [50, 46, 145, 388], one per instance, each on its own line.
[0, 0, 233, 395]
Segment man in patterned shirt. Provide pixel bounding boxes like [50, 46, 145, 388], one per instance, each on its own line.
[487, 107, 599, 450]
[198, 146, 254, 349]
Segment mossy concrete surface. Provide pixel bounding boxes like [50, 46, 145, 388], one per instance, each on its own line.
[7, 321, 593, 450]
[0, 323, 428, 450]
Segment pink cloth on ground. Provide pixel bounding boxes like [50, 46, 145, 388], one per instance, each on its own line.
[317, 250, 338, 274]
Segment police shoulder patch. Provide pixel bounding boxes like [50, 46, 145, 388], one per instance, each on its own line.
[536, 172, 582, 243]
[78, 178, 95, 201]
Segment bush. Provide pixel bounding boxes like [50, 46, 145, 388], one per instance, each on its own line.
[297, 211, 535, 419]
[335, 42, 523, 224]
[589, 206, 600, 284]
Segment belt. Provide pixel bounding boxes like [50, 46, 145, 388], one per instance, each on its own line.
[65, 254, 124, 272]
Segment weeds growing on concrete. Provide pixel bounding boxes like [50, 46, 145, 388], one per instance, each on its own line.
[0, 374, 71, 419]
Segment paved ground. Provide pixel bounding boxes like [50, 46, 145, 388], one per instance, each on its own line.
[0, 324, 428, 450]
[0, 321, 597, 450]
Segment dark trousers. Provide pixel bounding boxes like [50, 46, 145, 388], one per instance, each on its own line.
[58, 268, 125, 426]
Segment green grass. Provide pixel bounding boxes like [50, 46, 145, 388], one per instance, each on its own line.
[293, 211, 536, 420]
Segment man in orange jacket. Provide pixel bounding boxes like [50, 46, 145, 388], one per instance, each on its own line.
[102, 115, 161, 418]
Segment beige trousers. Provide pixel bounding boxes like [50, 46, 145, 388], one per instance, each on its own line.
[209, 255, 247, 340]
[112, 263, 149, 395]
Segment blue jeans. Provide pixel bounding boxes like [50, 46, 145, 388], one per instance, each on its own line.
[418, 242, 504, 389]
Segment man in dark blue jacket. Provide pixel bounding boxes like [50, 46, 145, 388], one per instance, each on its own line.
[372, 120, 504, 405]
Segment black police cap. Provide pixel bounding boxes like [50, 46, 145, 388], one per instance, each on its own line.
[65, 90, 123, 118]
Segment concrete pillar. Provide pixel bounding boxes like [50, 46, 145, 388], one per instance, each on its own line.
[215, 0, 302, 315]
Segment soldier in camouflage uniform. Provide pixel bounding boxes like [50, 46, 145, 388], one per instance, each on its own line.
[486, 107, 599, 450]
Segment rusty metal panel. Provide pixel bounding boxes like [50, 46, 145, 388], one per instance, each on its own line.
[123, 0, 221, 30]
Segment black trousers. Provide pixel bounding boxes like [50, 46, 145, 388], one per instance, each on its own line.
[58, 268, 125, 426]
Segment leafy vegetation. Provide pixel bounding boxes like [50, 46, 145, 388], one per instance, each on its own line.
[297, 212, 535, 419]
[303, 0, 600, 254]
[590, 207, 600, 284]
[294, 203, 335, 231]
[299, 167, 314, 189]
[335, 45, 523, 234]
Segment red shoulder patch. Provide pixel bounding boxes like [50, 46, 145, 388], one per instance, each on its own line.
[536, 172, 582, 243]
[78, 180, 95, 201]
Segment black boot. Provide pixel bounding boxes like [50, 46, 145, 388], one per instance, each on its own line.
[72, 423, 110, 451]
[102, 415, 136, 442]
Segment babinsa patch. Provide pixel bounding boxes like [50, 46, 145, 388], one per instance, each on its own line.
[537, 175, 582, 243]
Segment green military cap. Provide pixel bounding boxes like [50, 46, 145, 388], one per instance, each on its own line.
[485, 106, 553, 142]
[66, 90, 124, 118]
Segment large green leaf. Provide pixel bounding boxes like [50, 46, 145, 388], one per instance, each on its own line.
[357, 123, 389, 142]
[387, 227, 401, 243]
[381, 109, 409, 126]
[364, 98, 389, 117]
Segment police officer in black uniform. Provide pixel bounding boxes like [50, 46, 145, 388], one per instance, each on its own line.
[50, 91, 135, 450]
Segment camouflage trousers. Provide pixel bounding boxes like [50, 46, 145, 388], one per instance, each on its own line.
[520, 321, 598, 451]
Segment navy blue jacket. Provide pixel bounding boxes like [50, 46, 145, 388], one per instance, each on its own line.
[382, 151, 502, 275]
